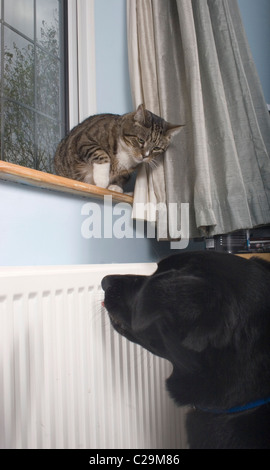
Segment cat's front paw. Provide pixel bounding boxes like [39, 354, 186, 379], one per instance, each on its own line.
[93, 162, 110, 188]
[108, 184, 124, 193]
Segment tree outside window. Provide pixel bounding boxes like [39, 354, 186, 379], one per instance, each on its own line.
[0, 0, 67, 173]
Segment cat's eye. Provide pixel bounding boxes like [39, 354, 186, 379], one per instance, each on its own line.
[138, 138, 145, 145]
[153, 147, 162, 152]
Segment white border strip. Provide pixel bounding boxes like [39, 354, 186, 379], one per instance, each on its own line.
[0, 263, 157, 279]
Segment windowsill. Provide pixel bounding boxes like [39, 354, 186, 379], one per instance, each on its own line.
[0, 161, 134, 204]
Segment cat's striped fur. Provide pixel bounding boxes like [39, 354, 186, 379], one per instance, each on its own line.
[54, 104, 182, 193]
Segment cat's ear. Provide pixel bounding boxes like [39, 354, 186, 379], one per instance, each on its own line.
[166, 123, 185, 137]
[134, 104, 146, 123]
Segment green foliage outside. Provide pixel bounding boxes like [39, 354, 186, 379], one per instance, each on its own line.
[0, 17, 65, 173]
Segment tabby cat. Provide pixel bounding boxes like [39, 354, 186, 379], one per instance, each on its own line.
[54, 104, 182, 193]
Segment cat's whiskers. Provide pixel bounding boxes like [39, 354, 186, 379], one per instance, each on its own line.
[149, 158, 159, 170]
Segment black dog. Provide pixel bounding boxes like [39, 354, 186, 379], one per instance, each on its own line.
[102, 251, 270, 449]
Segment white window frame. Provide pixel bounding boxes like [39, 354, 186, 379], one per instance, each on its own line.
[67, 0, 97, 129]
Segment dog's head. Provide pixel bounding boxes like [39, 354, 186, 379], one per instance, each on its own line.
[102, 252, 270, 406]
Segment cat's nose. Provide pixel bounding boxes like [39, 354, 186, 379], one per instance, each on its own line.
[144, 150, 150, 157]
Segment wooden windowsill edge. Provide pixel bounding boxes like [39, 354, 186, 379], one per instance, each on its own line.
[237, 253, 270, 261]
[0, 161, 134, 204]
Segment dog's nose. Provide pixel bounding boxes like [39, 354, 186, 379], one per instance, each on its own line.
[101, 275, 111, 291]
[101, 275, 118, 291]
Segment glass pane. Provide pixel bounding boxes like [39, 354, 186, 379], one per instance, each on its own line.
[1, 0, 67, 172]
[5, 0, 34, 39]
[3, 101, 35, 167]
[4, 27, 34, 107]
[36, 47, 60, 119]
[36, 0, 60, 56]
[36, 115, 61, 172]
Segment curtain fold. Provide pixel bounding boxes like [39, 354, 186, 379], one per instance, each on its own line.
[127, 0, 270, 239]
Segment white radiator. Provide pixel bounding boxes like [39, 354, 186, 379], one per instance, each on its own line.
[0, 264, 187, 449]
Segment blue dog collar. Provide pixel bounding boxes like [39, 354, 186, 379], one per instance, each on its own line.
[196, 396, 270, 414]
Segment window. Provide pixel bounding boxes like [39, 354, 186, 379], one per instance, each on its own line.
[0, 0, 132, 203]
[0, 0, 68, 173]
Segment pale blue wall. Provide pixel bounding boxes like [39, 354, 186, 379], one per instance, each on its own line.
[0, 180, 176, 265]
[238, 0, 270, 103]
[95, 0, 133, 114]
[0, 0, 268, 266]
